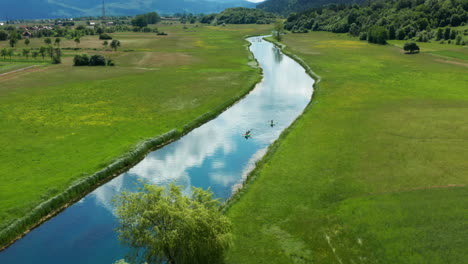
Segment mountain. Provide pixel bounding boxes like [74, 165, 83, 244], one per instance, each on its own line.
[2, 0, 256, 19]
[257, 0, 363, 15]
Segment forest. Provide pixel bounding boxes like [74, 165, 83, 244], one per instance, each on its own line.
[285, 0, 467, 43]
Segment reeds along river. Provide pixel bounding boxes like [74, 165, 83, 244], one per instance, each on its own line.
[0, 37, 314, 264]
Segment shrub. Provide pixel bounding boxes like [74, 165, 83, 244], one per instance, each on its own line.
[367, 26, 388, 44]
[142, 27, 152, 32]
[404, 42, 420, 53]
[0, 30, 8, 41]
[99, 33, 112, 40]
[359, 32, 367, 40]
[73, 54, 90, 66]
[89, 55, 106, 66]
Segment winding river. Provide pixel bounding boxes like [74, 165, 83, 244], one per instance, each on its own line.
[0, 37, 314, 263]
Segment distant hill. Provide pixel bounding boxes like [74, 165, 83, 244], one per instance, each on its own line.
[257, 0, 363, 15]
[2, 0, 256, 19]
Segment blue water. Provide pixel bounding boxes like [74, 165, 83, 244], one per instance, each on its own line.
[0, 37, 314, 264]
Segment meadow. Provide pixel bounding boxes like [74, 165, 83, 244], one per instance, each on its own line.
[0, 23, 269, 236]
[227, 32, 467, 264]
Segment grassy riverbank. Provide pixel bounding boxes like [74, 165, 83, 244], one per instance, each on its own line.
[227, 32, 467, 263]
[0, 24, 269, 238]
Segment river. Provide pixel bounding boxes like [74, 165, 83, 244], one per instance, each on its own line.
[0, 37, 314, 263]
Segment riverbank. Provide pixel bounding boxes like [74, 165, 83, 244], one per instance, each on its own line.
[226, 32, 468, 263]
[0, 24, 270, 249]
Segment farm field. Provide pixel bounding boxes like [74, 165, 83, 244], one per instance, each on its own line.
[227, 32, 468, 264]
[0, 24, 269, 232]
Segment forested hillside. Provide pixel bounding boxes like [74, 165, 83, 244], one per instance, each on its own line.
[285, 0, 468, 42]
[257, 0, 363, 15]
[215, 8, 277, 24]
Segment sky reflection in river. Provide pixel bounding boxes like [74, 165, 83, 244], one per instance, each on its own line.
[0, 37, 314, 264]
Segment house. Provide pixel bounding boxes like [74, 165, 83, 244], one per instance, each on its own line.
[89, 22, 96, 26]
[0, 22, 4, 26]
[22, 31, 32, 38]
[106, 21, 114, 26]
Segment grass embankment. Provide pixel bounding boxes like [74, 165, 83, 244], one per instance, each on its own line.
[0, 24, 269, 247]
[227, 32, 468, 264]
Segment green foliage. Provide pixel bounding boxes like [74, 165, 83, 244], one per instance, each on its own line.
[132, 12, 161, 28]
[285, 0, 468, 42]
[367, 26, 388, 44]
[0, 30, 8, 41]
[99, 33, 113, 40]
[403, 42, 420, 53]
[216, 8, 277, 24]
[110, 40, 121, 51]
[73, 54, 90, 66]
[89, 55, 106, 66]
[114, 184, 232, 264]
[274, 20, 285, 41]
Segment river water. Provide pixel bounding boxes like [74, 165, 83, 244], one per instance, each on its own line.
[0, 37, 314, 264]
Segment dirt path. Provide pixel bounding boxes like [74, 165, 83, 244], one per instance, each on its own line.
[0, 65, 37, 77]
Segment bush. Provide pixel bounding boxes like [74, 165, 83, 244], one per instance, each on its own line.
[142, 27, 152, 33]
[99, 33, 112, 40]
[73, 54, 90, 66]
[0, 30, 8, 41]
[403, 42, 420, 53]
[157, 32, 168, 36]
[367, 26, 388, 45]
[89, 55, 106, 66]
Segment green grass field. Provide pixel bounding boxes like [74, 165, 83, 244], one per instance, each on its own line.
[227, 32, 468, 264]
[0, 24, 269, 231]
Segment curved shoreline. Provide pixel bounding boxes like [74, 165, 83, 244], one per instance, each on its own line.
[0, 37, 264, 251]
[223, 36, 322, 212]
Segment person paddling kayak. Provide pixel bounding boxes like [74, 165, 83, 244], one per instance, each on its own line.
[244, 129, 252, 139]
[270, 120, 275, 127]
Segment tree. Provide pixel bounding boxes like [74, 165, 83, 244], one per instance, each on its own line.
[436, 28, 444, 40]
[273, 19, 284, 41]
[89, 54, 106, 66]
[103, 40, 109, 49]
[24, 38, 30, 47]
[0, 30, 9, 41]
[110, 40, 121, 51]
[73, 54, 90, 66]
[22, 48, 30, 60]
[32, 51, 39, 60]
[403, 42, 420, 54]
[0, 48, 7, 60]
[55, 37, 61, 47]
[7, 49, 14, 60]
[44, 38, 52, 45]
[367, 26, 388, 44]
[132, 15, 148, 28]
[444, 28, 451, 40]
[146, 12, 161, 24]
[39, 46, 47, 60]
[74, 37, 80, 48]
[50, 48, 61, 64]
[114, 184, 232, 264]
[9, 38, 17, 48]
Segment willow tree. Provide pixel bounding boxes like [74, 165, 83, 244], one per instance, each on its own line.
[114, 184, 232, 264]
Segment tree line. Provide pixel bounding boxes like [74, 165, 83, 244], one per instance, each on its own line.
[284, 0, 467, 45]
